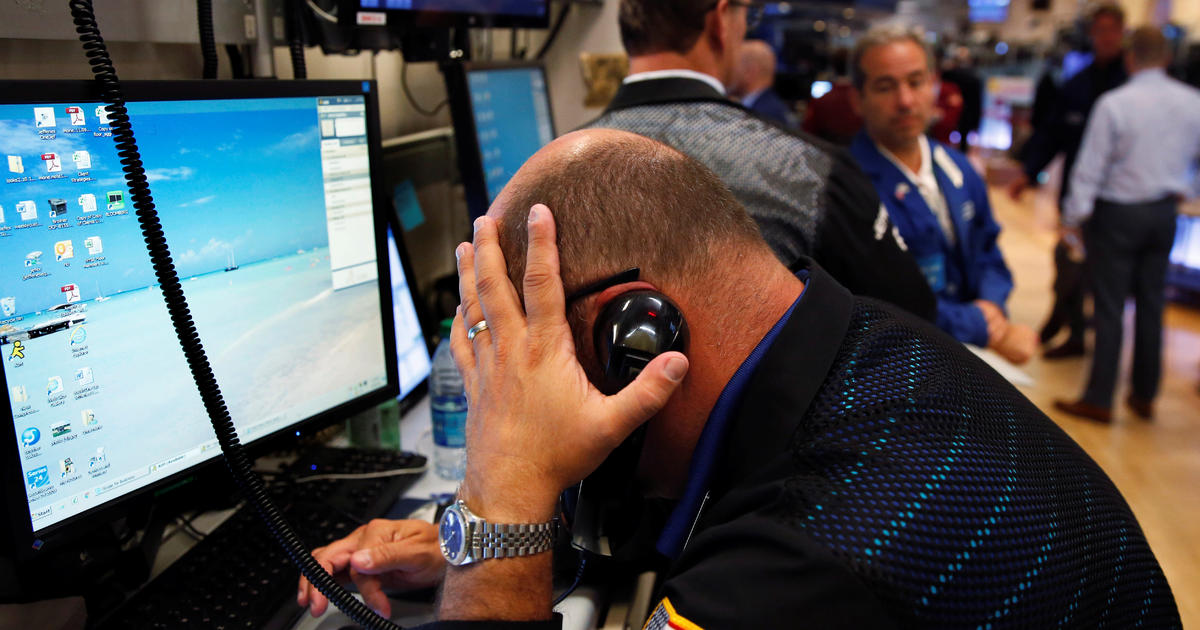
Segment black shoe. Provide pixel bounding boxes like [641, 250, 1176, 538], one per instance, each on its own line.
[1043, 338, 1085, 359]
[1126, 394, 1153, 420]
[1054, 399, 1112, 423]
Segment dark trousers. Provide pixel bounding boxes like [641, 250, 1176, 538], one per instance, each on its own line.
[1041, 240, 1088, 343]
[1082, 197, 1178, 407]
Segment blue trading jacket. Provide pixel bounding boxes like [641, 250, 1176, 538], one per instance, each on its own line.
[851, 132, 1013, 347]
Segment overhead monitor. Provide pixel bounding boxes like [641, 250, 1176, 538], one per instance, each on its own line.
[0, 80, 401, 551]
[353, 0, 549, 28]
[445, 61, 556, 219]
[968, 0, 1010, 23]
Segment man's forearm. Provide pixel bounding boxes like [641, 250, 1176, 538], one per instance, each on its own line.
[438, 553, 554, 621]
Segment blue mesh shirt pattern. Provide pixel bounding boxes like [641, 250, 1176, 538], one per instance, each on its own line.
[782, 299, 1180, 627]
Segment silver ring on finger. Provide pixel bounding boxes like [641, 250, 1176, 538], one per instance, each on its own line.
[467, 319, 490, 342]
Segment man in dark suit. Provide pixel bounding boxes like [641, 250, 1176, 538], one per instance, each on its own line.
[301, 129, 1182, 629]
[582, 0, 936, 322]
[1010, 3, 1128, 358]
[729, 39, 796, 128]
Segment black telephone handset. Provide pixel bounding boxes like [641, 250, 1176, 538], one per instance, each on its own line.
[569, 290, 688, 556]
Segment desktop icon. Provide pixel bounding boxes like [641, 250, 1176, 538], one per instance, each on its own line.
[74, 367, 93, 386]
[11, 385, 28, 403]
[66, 106, 85, 126]
[25, 251, 42, 267]
[21, 427, 40, 447]
[60, 284, 80, 304]
[72, 150, 91, 170]
[60, 457, 75, 477]
[79, 193, 97, 214]
[0, 203, 4, 223]
[84, 236, 103, 255]
[1, 296, 15, 317]
[17, 200, 37, 221]
[47, 376, 64, 396]
[48, 198, 67, 217]
[81, 409, 96, 427]
[50, 421, 71, 437]
[95, 105, 111, 125]
[88, 448, 106, 469]
[69, 326, 87, 346]
[55, 240, 74, 262]
[34, 107, 55, 128]
[41, 153, 61, 173]
[8, 155, 23, 173]
[9, 341, 25, 361]
[26, 466, 49, 490]
[106, 190, 125, 211]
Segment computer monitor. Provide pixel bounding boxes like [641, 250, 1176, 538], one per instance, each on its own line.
[387, 224, 432, 402]
[445, 61, 556, 219]
[353, 0, 549, 28]
[0, 80, 402, 553]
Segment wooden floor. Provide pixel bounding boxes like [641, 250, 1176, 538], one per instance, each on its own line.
[990, 184, 1200, 627]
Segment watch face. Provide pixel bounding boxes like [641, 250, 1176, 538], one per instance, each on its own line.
[439, 506, 467, 565]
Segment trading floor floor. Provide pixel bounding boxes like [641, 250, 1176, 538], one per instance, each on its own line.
[990, 184, 1200, 627]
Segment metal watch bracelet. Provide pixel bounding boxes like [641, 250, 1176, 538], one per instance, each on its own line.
[476, 521, 556, 559]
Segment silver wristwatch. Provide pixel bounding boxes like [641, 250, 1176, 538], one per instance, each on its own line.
[438, 500, 556, 567]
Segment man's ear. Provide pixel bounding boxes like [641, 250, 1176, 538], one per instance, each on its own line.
[704, 0, 731, 55]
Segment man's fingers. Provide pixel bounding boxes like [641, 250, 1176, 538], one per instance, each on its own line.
[456, 242, 484, 329]
[350, 540, 442, 576]
[350, 570, 392, 619]
[602, 352, 688, 443]
[306, 557, 338, 617]
[449, 307, 477, 392]
[522, 205, 566, 336]
[472, 216, 523, 335]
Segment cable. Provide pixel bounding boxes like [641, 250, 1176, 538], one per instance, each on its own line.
[67, 2, 401, 628]
[287, 0, 307, 79]
[225, 44, 247, 79]
[535, 0, 572, 61]
[197, 0, 218, 79]
[551, 550, 587, 607]
[401, 61, 449, 117]
[307, 0, 338, 24]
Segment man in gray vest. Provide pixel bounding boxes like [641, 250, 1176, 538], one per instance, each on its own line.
[584, 0, 935, 320]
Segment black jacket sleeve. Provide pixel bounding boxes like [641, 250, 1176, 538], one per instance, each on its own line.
[811, 148, 937, 322]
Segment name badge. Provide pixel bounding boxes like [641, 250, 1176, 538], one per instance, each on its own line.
[916, 253, 947, 293]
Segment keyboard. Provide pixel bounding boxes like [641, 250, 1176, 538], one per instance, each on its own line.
[91, 446, 428, 630]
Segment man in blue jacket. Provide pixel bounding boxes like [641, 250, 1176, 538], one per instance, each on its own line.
[849, 25, 1035, 364]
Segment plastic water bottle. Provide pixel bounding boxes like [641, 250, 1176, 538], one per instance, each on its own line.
[430, 319, 467, 480]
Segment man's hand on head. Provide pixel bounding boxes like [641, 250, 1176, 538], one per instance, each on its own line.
[296, 518, 443, 619]
[449, 205, 690, 523]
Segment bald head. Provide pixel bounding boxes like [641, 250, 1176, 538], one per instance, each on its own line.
[732, 40, 777, 97]
[489, 129, 767, 309]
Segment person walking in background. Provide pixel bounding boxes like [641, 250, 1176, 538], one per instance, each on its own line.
[1009, 4, 1127, 359]
[802, 48, 862, 145]
[729, 40, 797, 128]
[849, 25, 1037, 365]
[937, 45, 983, 153]
[1054, 26, 1200, 424]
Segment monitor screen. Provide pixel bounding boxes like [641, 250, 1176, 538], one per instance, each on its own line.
[356, 0, 548, 27]
[1, 82, 396, 536]
[387, 225, 430, 400]
[466, 65, 555, 204]
[968, 0, 1010, 23]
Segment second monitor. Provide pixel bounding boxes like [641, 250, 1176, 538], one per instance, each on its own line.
[445, 61, 556, 219]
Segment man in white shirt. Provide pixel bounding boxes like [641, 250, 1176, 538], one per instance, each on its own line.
[1054, 26, 1200, 423]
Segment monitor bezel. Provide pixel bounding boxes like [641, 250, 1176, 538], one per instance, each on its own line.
[344, 0, 551, 29]
[0, 80, 401, 559]
[443, 60, 557, 220]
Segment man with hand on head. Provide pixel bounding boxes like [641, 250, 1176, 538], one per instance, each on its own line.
[849, 25, 1037, 365]
[586, 0, 936, 322]
[299, 129, 1178, 628]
